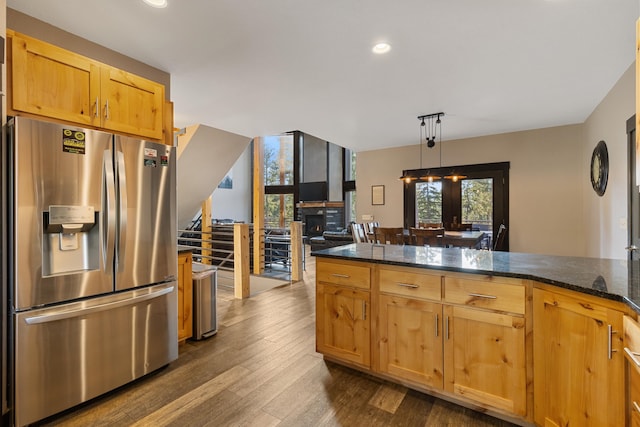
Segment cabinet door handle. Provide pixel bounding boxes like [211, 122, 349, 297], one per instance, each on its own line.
[94, 97, 99, 118]
[104, 99, 110, 120]
[435, 313, 439, 337]
[634, 401, 640, 414]
[445, 316, 450, 340]
[468, 292, 497, 299]
[397, 282, 419, 289]
[625, 347, 640, 367]
[362, 301, 366, 320]
[331, 273, 349, 278]
[608, 325, 618, 359]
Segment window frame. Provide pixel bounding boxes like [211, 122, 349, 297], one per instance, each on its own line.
[403, 162, 510, 249]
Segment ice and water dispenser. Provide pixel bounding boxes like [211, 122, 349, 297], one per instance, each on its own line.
[42, 205, 99, 277]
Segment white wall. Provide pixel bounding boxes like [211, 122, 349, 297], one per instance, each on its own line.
[357, 124, 585, 256]
[211, 144, 252, 223]
[582, 63, 635, 259]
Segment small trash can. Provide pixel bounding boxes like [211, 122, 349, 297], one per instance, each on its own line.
[191, 262, 218, 340]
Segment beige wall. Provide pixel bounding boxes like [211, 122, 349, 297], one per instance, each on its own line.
[6, 9, 170, 97]
[582, 63, 635, 259]
[357, 125, 584, 256]
[357, 61, 635, 258]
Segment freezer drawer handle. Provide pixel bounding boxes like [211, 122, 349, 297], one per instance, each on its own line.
[24, 286, 174, 325]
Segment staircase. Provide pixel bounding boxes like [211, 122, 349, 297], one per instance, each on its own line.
[176, 124, 251, 230]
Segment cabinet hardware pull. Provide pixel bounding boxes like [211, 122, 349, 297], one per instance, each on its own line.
[634, 401, 640, 414]
[468, 292, 497, 299]
[625, 347, 640, 367]
[445, 316, 450, 340]
[104, 99, 110, 120]
[608, 325, 618, 359]
[362, 301, 366, 320]
[397, 282, 419, 289]
[331, 273, 350, 278]
[94, 97, 99, 118]
[435, 313, 439, 337]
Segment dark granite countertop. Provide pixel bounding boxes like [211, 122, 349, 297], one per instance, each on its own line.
[311, 243, 640, 313]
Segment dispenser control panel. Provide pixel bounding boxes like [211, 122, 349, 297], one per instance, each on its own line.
[48, 205, 95, 225]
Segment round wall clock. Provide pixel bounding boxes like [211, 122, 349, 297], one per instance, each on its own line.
[590, 140, 608, 197]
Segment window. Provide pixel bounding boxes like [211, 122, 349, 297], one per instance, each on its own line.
[264, 135, 294, 186]
[404, 162, 509, 250]
[344, 149, 356, 224]
[264, 193, 294, 229]
[264, 135, 295, 229]
[461, 178, 493, 231]
[416, 181, 442, 225]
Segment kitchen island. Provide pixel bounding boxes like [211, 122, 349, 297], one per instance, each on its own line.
[312, 243, 640, 426]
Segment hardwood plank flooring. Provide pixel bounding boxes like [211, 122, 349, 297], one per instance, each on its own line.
[35, 253, 518, 427]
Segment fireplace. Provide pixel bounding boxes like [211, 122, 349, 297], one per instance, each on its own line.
[296, 201, 345, 237]
[305, 215, 324, 237]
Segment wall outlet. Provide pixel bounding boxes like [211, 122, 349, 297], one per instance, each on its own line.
[362, 214, 374, 221]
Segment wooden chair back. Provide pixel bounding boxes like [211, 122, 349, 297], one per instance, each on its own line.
[351, 223, 368, 243]
[363, 222, 379, 242]
[493, 224, 507, 251]
[410, 227, 444, 246]
[373, 227, 404, 245]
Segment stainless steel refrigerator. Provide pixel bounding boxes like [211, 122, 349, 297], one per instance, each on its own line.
[4, 117, 178, 426]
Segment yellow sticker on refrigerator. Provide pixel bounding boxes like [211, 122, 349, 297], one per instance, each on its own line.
[62, 129, 86, 155]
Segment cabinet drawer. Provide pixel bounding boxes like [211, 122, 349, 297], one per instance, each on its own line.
[317, 259, 370, 289]
[379, 267, 441, 301]
[444, 276, 524, 314]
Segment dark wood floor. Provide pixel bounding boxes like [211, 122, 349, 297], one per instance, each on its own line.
[37, 254, 518, 427]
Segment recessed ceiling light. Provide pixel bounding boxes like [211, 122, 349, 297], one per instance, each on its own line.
[142, 0, 168, 8]
[372, 43, 391, 54]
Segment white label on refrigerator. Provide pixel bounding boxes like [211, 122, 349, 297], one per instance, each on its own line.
[144, 148, 158, 158]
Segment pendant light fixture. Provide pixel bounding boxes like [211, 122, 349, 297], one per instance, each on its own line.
[400, 112, 444, 182]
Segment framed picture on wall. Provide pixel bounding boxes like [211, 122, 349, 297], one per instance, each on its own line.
[372, 185, 385, 205]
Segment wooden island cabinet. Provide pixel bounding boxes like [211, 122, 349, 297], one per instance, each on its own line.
[313, 245, 640, 426]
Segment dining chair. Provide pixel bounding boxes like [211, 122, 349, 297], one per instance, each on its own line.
[351, 223, 368, 243]
[410, 227, 444, 246]
[364, 222, 379, 242]
[373, 227, 404, 245]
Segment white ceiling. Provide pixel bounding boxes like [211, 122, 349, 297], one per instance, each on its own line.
[6, 0, 639, 152]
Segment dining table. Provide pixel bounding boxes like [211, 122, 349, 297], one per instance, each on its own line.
[440, 230, 486, 249]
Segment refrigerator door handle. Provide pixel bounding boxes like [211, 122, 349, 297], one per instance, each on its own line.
[23, 286, 174, 325]
[116, 150, 128, 271]
[102, 150, 116, 272]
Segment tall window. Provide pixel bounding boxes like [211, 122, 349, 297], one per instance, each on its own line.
[461, 178, 493, 231]
[416, 181, 442, 224]
[344, 149, 356, 224]
[264, 135, 295, 228]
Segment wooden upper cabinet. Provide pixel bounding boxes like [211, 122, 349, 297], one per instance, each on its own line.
[9, 31, 166, 142]
[11, 32, 100, 126]
[100, 66, 164, 140]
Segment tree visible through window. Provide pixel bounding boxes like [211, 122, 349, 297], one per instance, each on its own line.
[263, 135, 294, 229]
[461, 178, 493, 230]
[416, 181, 442, 224]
